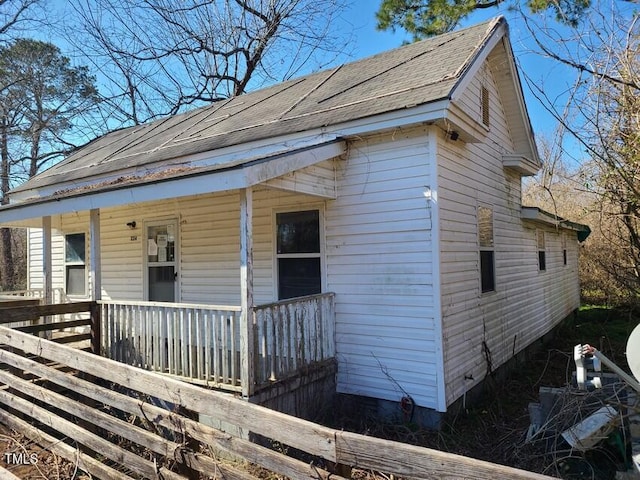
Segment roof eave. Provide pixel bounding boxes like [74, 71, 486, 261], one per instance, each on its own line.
[0, 140, 346, 226]
[521, 206, 591, 241]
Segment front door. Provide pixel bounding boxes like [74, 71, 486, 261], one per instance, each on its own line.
[145, 220, 178, 302]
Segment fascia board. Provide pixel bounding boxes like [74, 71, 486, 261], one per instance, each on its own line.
[448, 20, 507, 102]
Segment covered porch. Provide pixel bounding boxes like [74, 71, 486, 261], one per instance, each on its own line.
[0, 292, 335, 397]
[0, 138, 344, 398]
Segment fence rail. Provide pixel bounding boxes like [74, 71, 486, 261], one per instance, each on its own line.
[0, 301, 96, 351]
[99, 300, 243, 389]
[0, 324, 555, 480]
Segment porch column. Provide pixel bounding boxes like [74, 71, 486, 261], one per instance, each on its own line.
[89, 209, 102, 355]
[89, 209, 102, 301]
[239, 187, 255, 398]
[42, 215, 52, 304]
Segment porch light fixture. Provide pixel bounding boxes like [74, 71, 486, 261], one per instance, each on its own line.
[449, 131, 459, 141]
[126, 221, 137, 229]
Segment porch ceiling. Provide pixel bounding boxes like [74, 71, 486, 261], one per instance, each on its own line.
[0, 140, 345, 227]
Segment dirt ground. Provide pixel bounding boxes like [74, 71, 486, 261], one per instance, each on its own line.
[0, 427, 90, 479]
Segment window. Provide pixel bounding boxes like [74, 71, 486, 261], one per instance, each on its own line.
[65, 233, 86, 296]
[276, 210, 321, 300]
[478, 206, 495, 293]
[561, 233, 567, 266]
[537, 230, 546, 271]
[481, 85, 490, 127]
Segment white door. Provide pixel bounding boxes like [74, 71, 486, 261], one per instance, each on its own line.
[145, 220, 178, 302]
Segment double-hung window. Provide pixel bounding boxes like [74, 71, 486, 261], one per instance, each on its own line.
[276, 210, 321, 300]
[478, 206, 495, 293]
[65, 233, 86, 296]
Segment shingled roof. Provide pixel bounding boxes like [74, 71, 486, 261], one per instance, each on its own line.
[10, 17, 508, 198]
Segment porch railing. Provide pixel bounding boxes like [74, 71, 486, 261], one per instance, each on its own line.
[0, 288, 67, 304]
[252, 292, 336, 388]
[99, 300, 243, 390]
[0, 288, 69, 328]
[23, 293, 337, 393]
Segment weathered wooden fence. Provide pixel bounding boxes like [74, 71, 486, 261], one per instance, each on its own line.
[0, 311, 556, 480]
[0, 301, 96, 350]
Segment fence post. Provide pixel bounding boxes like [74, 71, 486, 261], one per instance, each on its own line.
[90, 302, 101, 356]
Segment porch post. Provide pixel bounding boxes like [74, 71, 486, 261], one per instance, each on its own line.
[89, 209, 102, 355]
[89, 209, 102, 301]
[42, 215, 52, 305]
[239, 187, 255, 398]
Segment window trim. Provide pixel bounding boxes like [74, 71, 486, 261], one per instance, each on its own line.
[478, 205, 495, 294]
[537, 229, 546, 272]
[272, 205, 326, 301]
[561, 232, 568, 266]
[64, 232, 87, 297]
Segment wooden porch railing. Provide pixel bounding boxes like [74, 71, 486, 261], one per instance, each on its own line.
[0, 288, 67, 304]
[0, 293, 336, 393]
[0, 301, 97, 352]
[99, 300, 243, 390]
[252, 292, 336, 388]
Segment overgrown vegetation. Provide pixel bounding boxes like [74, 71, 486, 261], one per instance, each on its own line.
[332, 306, 638, 479]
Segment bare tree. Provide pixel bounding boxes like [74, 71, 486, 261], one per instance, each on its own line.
[520, 6, 640, 303]
[0, 0, 41, 41]
[60, 0, 351, 127]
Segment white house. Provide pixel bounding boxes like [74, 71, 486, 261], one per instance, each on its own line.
[0, 16, 589, 423]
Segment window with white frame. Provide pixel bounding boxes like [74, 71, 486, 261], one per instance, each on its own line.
[276, 210, 321, 300]
[478, 206, 495, 293]
[537, 230, 546, 271]
[65, 233, 86, 296]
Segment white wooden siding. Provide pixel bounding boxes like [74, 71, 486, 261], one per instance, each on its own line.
[27, 228, 43, 291]
[28, 189, 325, 306]
[438, 63, 580, 407]
[325, 128, 439, 410]
[27, 128, 441, 410]
[262, 159, 337, 198]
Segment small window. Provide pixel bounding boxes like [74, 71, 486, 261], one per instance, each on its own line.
[481, 86, 490, 127]
[561, 233, 567, 266]
[537, 230, 546, 271]
[276, 210, 321, 300]
[65, 233, 86, 296]
[479, 206, 495, 293]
